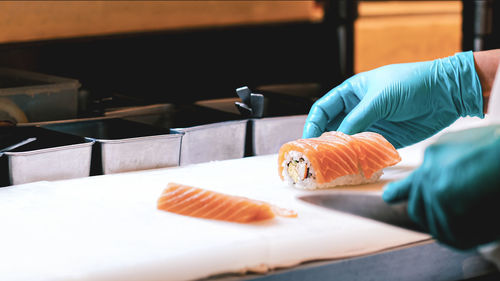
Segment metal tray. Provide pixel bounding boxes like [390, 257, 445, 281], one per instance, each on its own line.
[172, 120, 247, 166]
[42, 118, 181, 175]
[0, 126, 93, 186]
[168, 105, 248, 166]
[250, 114, 307, 156]
[0, 68, 81, 122]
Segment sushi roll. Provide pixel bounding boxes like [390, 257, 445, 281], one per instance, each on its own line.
[278, 131, 401, 190]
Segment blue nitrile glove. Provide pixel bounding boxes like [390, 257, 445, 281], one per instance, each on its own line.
[383, 125, 500, 249]
[302, 51, 484, 148]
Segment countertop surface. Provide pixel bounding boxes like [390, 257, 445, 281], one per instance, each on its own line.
[0, 116, 490, 281]
[0, 154, 429, 281]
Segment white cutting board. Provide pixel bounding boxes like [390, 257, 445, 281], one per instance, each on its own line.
[0, 116, 487, 281]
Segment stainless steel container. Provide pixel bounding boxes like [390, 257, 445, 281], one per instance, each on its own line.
[65, 104, 247, 167]
[42, 118, 181, 175]
[0, 68, 81, 122]
[172, 120, 247, 166]
[163, 104, 248, 166]
[97, 133, 181, 174]
[0, 126, 93, 186]
[250, 114, 306, 156]
[5, 142, 93, 185]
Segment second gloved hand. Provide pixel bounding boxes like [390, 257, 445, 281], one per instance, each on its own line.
[303, 51, 484, 148]
[383, 125, 500, 249]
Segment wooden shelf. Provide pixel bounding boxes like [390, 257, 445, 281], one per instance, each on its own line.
[355, 1, 462, 73]
[0, 1, 324, 44]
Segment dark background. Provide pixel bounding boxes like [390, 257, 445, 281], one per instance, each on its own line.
[0, 0, 357, 110]
[0, 0, 498, 111]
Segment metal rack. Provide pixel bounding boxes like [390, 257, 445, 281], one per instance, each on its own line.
[462, 0, 499, 51]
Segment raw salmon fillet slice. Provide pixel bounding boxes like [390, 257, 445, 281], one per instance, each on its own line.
[157, 183, 297, 223]
[348, 132, 402, 178]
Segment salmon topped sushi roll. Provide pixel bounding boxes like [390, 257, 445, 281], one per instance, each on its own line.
[278, 131, 401, 189]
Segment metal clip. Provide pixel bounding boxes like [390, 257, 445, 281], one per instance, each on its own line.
[235, 86, 264, 118]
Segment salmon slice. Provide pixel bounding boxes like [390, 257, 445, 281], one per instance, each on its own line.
[350, 132, 401, 178]
[278, 131, 401, 187]
[157, 183, 297, 223]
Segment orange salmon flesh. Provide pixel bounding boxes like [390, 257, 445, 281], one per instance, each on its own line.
[278, 131, 401, 185]
[157, 183, 297, 223]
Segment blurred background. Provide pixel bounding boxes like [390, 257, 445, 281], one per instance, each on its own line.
[1, 0, 500, 184]
[0, 0, 496, 113]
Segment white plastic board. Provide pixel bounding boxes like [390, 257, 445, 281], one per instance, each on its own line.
[0, 116, 488, 281]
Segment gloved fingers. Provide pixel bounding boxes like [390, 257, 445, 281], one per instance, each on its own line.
[337, 98, 379, 135]
[302, 82, 353, 138]
[382, 173, 415, 203]
[363, 121, 407, 149]
[406, 183, 428, 232]
[325, 112, 347, 132]
[427, 197, 458, 248]
[302, 122, 323, 139]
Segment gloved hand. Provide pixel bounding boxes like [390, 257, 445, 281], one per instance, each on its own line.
[302, 51, 484, 148]
[382, 125, 500, 249]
